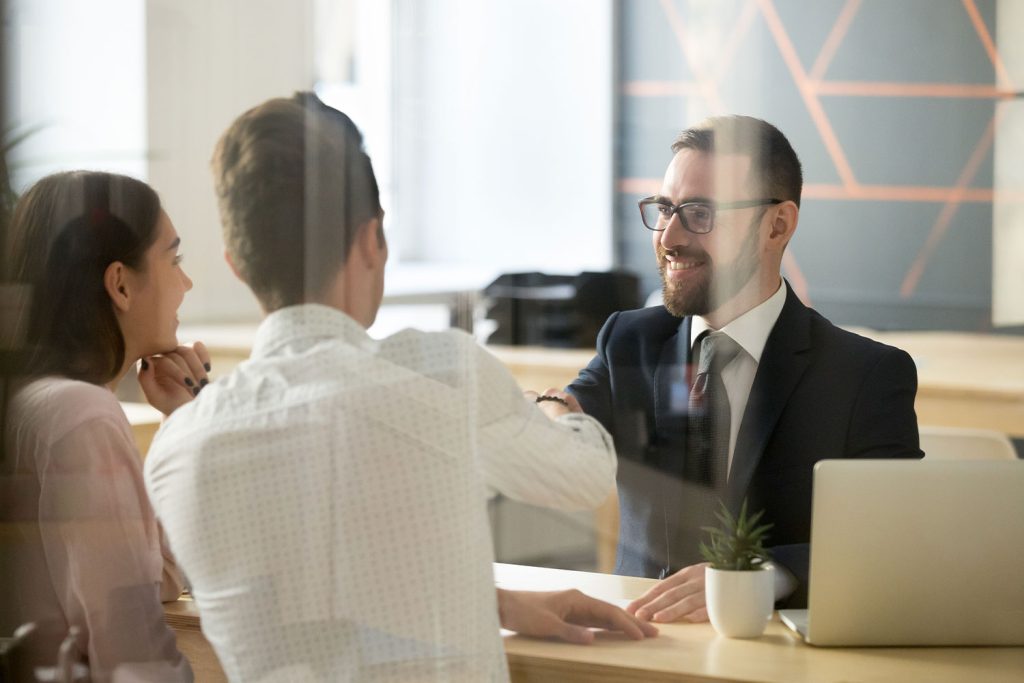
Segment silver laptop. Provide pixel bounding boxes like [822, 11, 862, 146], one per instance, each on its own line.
[779, 459, 1024, 646]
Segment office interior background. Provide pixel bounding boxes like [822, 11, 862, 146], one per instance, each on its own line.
[3, 0, 1023, 569]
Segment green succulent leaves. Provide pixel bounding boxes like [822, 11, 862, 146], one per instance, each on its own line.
[699, 499, 773, 571]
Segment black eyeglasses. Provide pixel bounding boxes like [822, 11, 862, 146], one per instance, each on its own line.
[638, 197, 782, 234]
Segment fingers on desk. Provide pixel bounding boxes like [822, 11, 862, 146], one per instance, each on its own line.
[629, 564, 708, 623]
[562, 591, 659, 642]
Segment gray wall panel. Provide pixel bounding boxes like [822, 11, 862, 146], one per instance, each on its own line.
[614, 0, 1008, 332]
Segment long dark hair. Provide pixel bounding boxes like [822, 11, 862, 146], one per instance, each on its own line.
[5, 171, 163, 385]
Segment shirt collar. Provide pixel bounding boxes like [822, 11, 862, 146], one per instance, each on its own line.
[690, 279, 787, 364]
[251, 303, 373, 359]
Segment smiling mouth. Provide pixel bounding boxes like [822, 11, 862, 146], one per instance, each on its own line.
[667, 259, 704, 271]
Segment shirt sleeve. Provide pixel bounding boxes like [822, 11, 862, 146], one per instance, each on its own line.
[37, 414, 192, 682]
[565, 311, 618, 434]
[471, 340, 617, 510]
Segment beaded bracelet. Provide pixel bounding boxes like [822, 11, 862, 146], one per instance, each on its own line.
[535, 395, 570, 408]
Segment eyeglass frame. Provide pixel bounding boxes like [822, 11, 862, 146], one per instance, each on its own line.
[638, 196, 783, 234]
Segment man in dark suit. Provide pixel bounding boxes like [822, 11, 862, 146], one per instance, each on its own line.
[568, 115, 922, 622]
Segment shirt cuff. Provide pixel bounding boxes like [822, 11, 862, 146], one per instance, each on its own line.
[555, 413, 613, 447]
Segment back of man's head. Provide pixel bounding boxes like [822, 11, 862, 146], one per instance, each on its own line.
[212, 92, 381, 312]
[672, 115, 803, 208]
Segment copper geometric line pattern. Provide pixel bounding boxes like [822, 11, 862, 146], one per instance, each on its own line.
[809, 0, 861, 82]
[756, 0, 859, 190]
[619, 0, 1019, 300]
[900, 108, 1003, 298]
[962, 0, 1013, 90]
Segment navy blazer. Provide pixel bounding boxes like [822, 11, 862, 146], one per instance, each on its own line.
[568, 283, 922, 607]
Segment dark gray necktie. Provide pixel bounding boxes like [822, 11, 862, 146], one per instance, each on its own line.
[686, 331, 741, 488]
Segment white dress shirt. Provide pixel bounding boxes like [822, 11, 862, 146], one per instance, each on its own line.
[144, 304, 616, 683]
[690, 281, 796, 599]
[689, 280, 787, 473]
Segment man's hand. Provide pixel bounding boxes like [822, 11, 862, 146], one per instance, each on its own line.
[626, 563, 710, 623]
[138, 342, 212, 416]
[497, 588, 658, 645]
[522, 388, 583, 420]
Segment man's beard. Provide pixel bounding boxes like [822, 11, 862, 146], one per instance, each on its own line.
[658, 221, 761, 318]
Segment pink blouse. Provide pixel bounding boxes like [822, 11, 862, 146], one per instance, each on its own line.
[1, 377, 191, 682]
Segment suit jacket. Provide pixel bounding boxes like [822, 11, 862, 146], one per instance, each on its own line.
[568, 283, 923, 606]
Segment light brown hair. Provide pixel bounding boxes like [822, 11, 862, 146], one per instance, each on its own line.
[211, 92, 381, 312]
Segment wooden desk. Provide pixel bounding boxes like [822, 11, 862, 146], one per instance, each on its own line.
[871, 331, 1024, 439]
[487, 345, 596, 394]
[164, 599, 227, 683]
[164, 563, 1024, 682]
[499, 563, 1024, 683]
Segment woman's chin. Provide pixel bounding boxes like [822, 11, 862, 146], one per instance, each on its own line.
[145, 338, 180, 357]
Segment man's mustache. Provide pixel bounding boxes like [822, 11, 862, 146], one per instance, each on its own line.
[657, 245, 709, 261]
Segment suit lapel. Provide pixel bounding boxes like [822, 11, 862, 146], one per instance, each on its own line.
[726, 285, 812, 510]
[653, 316, 692, 439]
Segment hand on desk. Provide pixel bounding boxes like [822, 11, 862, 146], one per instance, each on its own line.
[626, 562, 710, 623]
[497, 588, 659, 644]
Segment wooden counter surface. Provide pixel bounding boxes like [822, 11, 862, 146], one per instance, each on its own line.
[494, 563, 1024, 683]
[164, 597, 227, 682]
[872, 331, 1024, 438]
[165, 563, 1024, 683]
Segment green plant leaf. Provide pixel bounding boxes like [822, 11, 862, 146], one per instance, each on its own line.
[696, 498, 772, 570]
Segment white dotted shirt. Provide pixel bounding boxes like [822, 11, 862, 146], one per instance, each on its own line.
[144, 304, 615, 682]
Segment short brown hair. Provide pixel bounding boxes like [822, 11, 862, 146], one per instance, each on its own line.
[6, 171, 162, 384]
[672, 115, 803, 207]
[211, 92, 381, 312]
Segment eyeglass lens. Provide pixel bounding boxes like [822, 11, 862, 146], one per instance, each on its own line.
[642, 202, 714, 233]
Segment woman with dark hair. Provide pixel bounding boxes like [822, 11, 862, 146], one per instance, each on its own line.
[1, 171, 207, 681]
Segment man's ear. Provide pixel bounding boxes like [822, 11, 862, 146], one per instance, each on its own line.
[224, 249, 243, 281]
[104, 261, 131, 313]
[355, 216, 386, 270]
[768, 201, 799, 247]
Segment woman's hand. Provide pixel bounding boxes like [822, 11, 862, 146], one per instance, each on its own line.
[138, 341, 212, 417]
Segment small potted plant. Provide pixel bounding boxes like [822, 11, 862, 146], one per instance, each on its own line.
[699, 499, 774, 638]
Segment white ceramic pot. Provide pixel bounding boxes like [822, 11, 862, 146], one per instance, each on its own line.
[705, 566, 774, 638]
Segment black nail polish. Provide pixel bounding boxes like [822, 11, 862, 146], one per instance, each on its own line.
[203, 362, 211, 372]
[193, 386, 201, 396]
[184, 377, 194, 387]
[141, 359, 149, 371]
[199, 378, 209, 387]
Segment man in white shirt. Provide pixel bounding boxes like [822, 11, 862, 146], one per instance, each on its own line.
[568, 115, 922, 621]
[144, 92, 654, 682]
